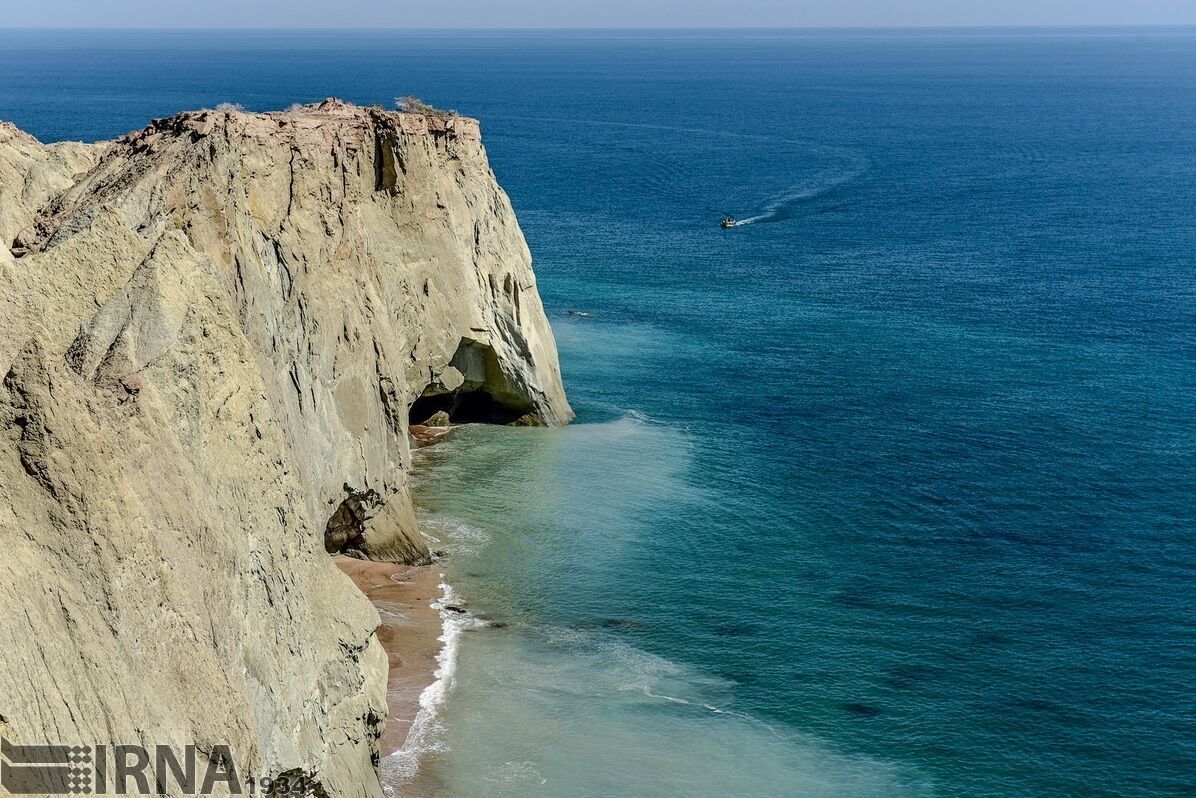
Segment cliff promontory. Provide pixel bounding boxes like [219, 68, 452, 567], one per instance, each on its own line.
[0, 99, 570, 795]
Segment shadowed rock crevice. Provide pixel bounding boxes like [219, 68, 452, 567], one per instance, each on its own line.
[373, 132, 400, 193]
[323, 486, 430, 565]
[262, 768, 333, 798]
[323, 488, 382, 556]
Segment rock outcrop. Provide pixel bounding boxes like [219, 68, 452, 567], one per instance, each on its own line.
[0, 100, 571, 796]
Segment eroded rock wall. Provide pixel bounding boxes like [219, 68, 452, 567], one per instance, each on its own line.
[0, 100, 571, 795]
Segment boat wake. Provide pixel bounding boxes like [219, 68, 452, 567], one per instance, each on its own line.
[730, 156, 869, 226]
[487, 113, 870, 228]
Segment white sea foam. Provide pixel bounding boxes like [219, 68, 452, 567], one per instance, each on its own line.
[620, 407, 681, 428]
[429, 621, 929, 797]
[419, 516, 492, 556]
[381, 580, 487, 794]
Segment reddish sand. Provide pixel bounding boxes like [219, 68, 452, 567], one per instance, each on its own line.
[409, 424, 455, 448]
[333, 556, 443, 756]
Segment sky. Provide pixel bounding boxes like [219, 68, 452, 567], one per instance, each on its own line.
[4, 0, 1196, 28]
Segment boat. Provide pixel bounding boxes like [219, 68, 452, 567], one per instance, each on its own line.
[720, 217, 736, 228]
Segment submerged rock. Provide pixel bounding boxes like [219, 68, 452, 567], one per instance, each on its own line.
[0, 99, 571, 796]
[508, 412, 547, 427]
[843, 702, 883, 717]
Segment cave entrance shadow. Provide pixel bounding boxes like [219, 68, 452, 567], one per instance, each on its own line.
[408, 338, 536, 426]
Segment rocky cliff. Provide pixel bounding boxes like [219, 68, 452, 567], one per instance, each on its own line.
[0, 99, 571, 796]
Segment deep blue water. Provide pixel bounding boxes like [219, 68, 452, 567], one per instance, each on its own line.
[4, 28, 1195, 797]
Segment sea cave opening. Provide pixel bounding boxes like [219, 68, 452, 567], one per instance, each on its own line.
[408, 338, 535, 426]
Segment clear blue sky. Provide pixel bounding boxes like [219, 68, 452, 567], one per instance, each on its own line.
[4, 0, 1196, 28]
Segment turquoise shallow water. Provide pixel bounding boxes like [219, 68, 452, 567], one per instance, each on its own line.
[4, 27, 1196, 797]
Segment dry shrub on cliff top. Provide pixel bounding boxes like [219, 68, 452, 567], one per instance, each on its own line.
[395, 96, 458, 118]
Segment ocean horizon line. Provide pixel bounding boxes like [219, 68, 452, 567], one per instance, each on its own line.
[3, 24, 1196, 32]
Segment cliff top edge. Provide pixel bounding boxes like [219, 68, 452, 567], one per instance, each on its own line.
[0, 98, 482, 147]
[143, 97, 482, 141]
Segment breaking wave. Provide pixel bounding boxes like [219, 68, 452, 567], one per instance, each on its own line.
[381, 581, 487, 794]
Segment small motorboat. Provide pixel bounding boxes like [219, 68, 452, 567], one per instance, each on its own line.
[720, 217, 737, 228]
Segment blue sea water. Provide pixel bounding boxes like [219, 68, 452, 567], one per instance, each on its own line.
[3, 27, 1195, 797]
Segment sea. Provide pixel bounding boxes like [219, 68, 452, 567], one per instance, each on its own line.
[2, 27, 1194, 797]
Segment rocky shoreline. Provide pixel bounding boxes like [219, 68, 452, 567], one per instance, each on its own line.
[333, 557, 444, 759]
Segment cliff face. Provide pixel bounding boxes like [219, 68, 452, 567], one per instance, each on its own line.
[0, 100, 571, 795]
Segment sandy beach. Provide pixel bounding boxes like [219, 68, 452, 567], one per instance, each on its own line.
[333, 556, 444, 757]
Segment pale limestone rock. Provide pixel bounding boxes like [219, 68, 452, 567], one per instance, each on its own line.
[0, 100, 571, 796]
[0, 121, 102, 257]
